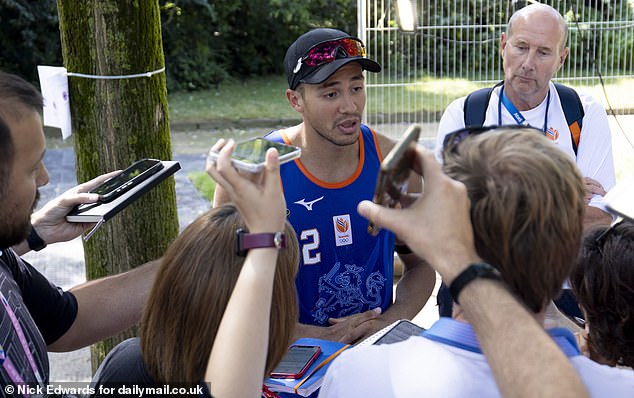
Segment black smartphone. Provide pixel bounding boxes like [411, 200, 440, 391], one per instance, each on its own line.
[368, 124, 421, 235]
[90, 158, 164, 203]
[207, 137, 301, 173]
[374, 320, 425, 345]
[269, 345, 321, 379]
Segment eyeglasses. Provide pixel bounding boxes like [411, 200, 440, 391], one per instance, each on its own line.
[442, 125, 544, 160]
[594, 218, 624, 249]
[295, 38, 366, 72]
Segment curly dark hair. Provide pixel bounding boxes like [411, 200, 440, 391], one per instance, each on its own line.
[570, 220, 634, 367]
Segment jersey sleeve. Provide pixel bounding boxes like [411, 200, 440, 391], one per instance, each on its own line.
[9, 251, 78, 345]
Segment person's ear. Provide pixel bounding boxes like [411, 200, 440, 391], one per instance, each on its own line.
[286, 88, 304, 113]
[557, 47, 569, 70]
[499, 32, 508, 57]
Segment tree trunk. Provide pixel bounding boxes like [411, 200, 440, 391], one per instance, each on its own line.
[56, 0, 178, 372]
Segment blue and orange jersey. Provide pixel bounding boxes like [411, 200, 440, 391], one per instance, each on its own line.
[265, 125, 395, 326]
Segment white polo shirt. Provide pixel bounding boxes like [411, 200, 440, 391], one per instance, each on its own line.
[434, 82, 616, 210]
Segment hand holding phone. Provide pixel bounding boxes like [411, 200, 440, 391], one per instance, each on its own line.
[270, 345, 321, 379]
[207, 137, 301, 173]
[90, 158, 163, 203]
[368, 124, 421, 235]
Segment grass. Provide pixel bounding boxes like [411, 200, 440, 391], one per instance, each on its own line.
[168, 75, 634, 123]
[168, 75, 296, 123]
[188, 171, 215, 202]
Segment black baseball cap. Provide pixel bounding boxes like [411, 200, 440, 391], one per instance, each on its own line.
[284, 28, 381, 90]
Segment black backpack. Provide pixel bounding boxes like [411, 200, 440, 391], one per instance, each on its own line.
[463, 82, 584, 155]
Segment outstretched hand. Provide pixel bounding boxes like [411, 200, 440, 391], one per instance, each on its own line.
[206, 139, 286, 234]
[357, 147, 480, 283]
[30, 171, 121, 245]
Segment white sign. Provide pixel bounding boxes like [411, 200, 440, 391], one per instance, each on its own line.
[37, 66, 72, 139]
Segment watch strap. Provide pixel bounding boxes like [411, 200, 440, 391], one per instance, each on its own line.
[235, 229, 286, 257]
[27, 225, 47, 251]
[449, 262, 501, 305]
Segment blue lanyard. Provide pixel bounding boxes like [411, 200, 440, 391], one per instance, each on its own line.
[498, 85, 550, 133]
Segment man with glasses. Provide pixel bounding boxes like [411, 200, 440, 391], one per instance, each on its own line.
[214, 28, 436, 343]
[434, 3, 615, 229]
[320, 127, 634, 397]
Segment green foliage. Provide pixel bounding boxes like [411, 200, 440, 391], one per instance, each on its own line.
[0, 0, 61, 82]
[0, 0, 631, 92]
[159, 0, 356, 91]
[188, 171, 215, 201]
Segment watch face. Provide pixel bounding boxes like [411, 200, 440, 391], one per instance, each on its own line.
[273, 232, 285, 249]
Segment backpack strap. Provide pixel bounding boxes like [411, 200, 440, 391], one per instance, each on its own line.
[463, 81, 503, 128]
[553, 83, 584, 156]
[464, 81, 585, 156]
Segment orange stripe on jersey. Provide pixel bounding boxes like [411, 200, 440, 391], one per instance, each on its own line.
[569, 121, 581, 148]
[369, 126, 384, 162]
[281, 130, 366, 189]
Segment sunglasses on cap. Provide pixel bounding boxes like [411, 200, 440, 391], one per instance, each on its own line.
[294, 38, 366, 73]
[442, 125, 544, 161]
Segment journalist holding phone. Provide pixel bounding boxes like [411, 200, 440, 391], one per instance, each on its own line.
[92, 140, 299, 398]
[0, 71, 164, 392]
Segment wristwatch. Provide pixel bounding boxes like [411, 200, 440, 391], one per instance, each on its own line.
[27, 225, 47, 251]
[449, 262, 501, 305]
[235, 228, 286, 257]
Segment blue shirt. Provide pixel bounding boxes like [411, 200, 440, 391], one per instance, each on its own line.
[265, 125, 395, 325]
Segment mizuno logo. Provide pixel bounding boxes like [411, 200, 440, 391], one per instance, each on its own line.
[294, 196, 324, 211]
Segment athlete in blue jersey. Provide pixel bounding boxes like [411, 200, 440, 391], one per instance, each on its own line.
[264, 125, 396, 326]
[214, 28, 436, 343]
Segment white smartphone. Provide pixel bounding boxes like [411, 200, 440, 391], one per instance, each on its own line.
[208, 137, 301, 173]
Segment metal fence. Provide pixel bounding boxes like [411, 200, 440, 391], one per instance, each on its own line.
[357, 0, 634, 141]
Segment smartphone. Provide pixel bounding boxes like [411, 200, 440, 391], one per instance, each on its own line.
[90, 158, 164, 203]
[269, 345, 321, 379]
[374, 320, 425, 345]
[207, 137, 301, 173]
[368, 124, 421, 235]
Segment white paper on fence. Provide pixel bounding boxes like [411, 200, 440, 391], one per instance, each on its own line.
[37, 66, 72, 139]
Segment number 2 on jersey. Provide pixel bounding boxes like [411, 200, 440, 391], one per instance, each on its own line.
[300, 229, 321, 265]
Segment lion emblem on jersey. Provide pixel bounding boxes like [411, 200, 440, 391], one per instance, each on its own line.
[312, 262, 386, 324]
